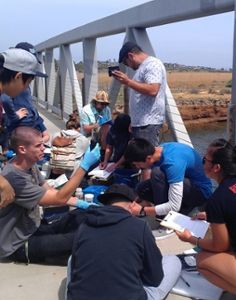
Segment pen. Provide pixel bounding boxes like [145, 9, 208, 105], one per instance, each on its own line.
[180, 275, 191, 287]
[155, 218, 164, 222]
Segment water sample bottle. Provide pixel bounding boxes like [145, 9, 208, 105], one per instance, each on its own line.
[75, 188, 84, 199]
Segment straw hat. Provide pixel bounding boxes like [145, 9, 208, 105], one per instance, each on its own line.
[92, 91, 110, 103]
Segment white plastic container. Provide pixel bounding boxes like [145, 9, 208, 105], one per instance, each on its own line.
[75, 188, 84, 199]
[84, 193, 94, 203]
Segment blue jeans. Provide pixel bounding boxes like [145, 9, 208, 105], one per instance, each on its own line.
[15, 209, 86, 263]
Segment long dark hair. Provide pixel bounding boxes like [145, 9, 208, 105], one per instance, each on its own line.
[208, 138, 236, 177]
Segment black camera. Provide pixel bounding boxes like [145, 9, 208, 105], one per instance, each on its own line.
[108, 66, 120, 77]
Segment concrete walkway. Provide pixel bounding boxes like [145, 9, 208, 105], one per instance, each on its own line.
[1, 105, 236, 300]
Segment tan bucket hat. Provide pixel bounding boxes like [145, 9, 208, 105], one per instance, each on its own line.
[92, 91, 110, 103]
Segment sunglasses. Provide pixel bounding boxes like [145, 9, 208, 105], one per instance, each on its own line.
[202, 156, 215, 165]
[100, 102, 109, 106]
[122, 56, 128, 66]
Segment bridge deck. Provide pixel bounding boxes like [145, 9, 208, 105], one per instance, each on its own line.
[0, 105, 235, 300]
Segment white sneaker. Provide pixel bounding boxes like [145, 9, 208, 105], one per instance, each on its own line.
[152, 224, 175, 240]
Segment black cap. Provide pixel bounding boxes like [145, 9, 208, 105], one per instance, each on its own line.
[118, 41, 138, 63]
[15, 42, 42, 64]
[97, 184, 135, 205]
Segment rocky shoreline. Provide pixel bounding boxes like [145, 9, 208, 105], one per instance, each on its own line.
[113, 98, 230, 125]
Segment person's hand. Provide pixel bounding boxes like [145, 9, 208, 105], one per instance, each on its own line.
[130, 202, 143, 216]
[98, 117, 107, 125]
[99, 161, 108, 170]
[175, 228, 192, 242]
[76, 199, 99, 210]
[5, 150, 15, 158]
[105, 163, 117, 172]
[191, 212, 206, 220]
[80, 143, 100, 171]
[0, 176, 15, 208]
[16, 108, 28, 119]
[112, 70, 130, 85]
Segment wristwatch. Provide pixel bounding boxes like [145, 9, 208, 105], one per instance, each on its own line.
[140, 206, 146, 217]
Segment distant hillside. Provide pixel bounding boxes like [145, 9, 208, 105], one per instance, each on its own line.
[73, 60, 231, 73]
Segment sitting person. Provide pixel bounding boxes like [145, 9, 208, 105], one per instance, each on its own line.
[99, 113, 133, 172]
[49, 113, 89, 181]
[80, 90, 112, 160]
[124, 138, 212, 239]
[0, 126, 100, 264]
[2, 42, 50, 144]
[67, 183, 181, 300]
[176, 138, 236, 295]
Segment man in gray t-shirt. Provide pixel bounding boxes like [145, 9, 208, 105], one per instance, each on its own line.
[0, 126, 100, 264]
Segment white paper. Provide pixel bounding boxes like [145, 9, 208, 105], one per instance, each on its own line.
[161, 211, 209, 238]
[88, 163, 114, 179]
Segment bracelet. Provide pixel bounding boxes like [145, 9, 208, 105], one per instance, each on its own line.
[196, 237, 201, 247]
[126, 79, 130, 86]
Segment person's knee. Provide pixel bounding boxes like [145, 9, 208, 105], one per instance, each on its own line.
[162, 254, 181, 275]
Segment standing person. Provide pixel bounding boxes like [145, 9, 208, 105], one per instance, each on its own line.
[124, 138, 212, 239]
[0, 126, 100, 264]
[99, 113, 133, 172]
[80, 90, 112, 161]
[113, 41, 166, 147]
[0, 47, 47, 208]
[67, 183, 181, 300]
[2, 42, 50, 143]
[176, 138, 236, 295]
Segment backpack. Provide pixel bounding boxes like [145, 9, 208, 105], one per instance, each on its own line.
[49, 133, 76, 171]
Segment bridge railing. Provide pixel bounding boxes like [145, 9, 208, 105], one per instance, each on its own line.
[32, 0, 234, 146]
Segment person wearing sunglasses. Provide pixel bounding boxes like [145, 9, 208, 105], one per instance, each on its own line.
[80, 91, 112, 161]
[176, 138, 236, 295]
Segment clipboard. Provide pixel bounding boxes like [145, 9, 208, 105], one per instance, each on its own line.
[160, 211, 210, 238]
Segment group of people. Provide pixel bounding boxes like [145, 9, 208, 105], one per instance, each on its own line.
[0, 40, 236, 299]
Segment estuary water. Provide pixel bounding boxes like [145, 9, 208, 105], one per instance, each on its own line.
[160, 121, 227, 156]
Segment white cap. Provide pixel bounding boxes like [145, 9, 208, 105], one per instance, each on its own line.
[2, 48, 47, 78]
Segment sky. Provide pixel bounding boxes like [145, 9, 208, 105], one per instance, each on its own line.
[1, 0, 235, 69]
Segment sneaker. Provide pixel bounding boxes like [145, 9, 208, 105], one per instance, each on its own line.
[152, 224, 175, 240]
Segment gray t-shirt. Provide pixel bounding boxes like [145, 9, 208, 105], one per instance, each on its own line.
[0, 160, 47, 258]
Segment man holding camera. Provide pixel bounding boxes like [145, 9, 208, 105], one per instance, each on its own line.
[113, 41, 166, 148]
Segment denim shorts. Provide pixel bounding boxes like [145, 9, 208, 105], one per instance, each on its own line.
[132, 124, 162, 146]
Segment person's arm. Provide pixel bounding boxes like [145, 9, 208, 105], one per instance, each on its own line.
[112, 70, 160, 97]
[176, 222, 230, 253]
[42, 130, 50, 143]
[131, 182, 183, 217]
[99, 145, 113, 170]
[0, 175, 15, 208]
[82, 123, 99, 135]
[105, 155, 125, 172]
[142, 222, 164, 286]
[2, 94, 27, 123]
[38, 144, 100, 206]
